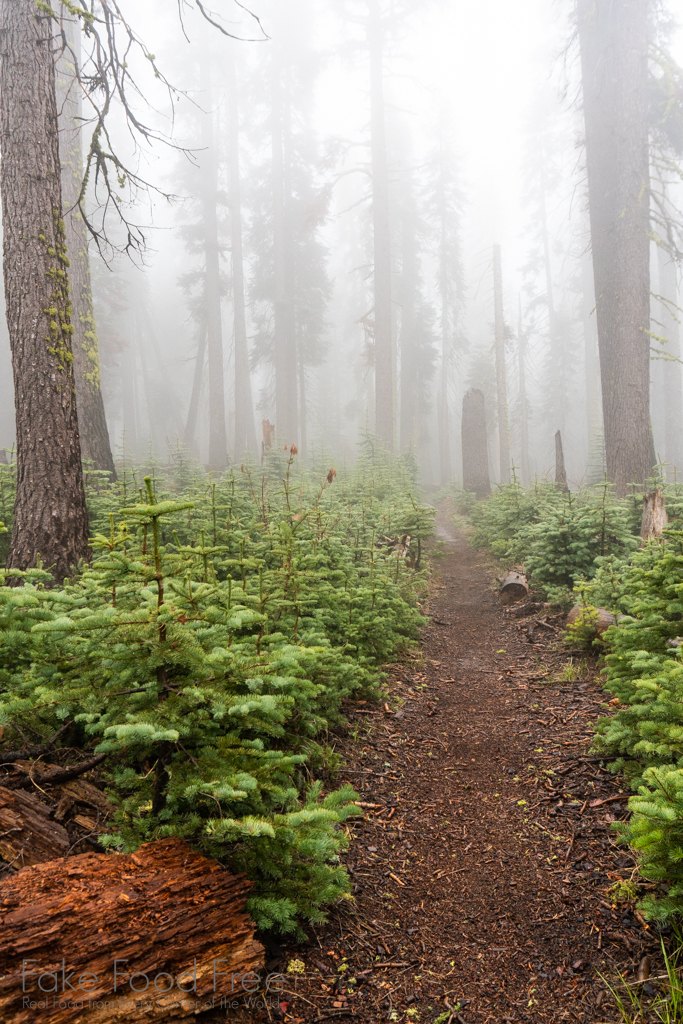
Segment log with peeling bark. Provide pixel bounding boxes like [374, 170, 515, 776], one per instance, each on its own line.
[0, 838, 264, 1023]
[0, 787, 71, 867]
[499, 571, 529, 606]
[641, 488, 668, 542]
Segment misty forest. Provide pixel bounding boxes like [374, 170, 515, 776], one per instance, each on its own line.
[8, 1, 683, 1023]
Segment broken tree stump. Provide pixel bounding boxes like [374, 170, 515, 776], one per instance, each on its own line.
[499, 571, 529, 606]
[0, 837, 264, 1024]
[555, 430, 568, 491]
[641, 488, 668, 542]
[566, 604, 616, 636]
[461, 388, 491, 497]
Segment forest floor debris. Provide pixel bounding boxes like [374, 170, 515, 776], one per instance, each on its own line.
[267, 510, 665, 1024]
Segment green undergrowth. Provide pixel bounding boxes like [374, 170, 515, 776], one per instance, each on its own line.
[460, 477, 683, 925]
[0, 442, 433, 935]
[467, 478, 642, 606]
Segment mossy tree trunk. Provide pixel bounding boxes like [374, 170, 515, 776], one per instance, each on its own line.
[54, 10, 115, 480]
[0, 0, 90, 581]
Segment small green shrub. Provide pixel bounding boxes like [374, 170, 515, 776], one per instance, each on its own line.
[0, 446, 433, 935]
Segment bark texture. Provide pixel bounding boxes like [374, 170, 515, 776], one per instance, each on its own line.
[55, 12, 115, 479]
[369, 0, 394, 450]
[0, 837, 263, 1023]
[555, 429, 568, 491]
[227, 48, 257, 461]
[492, 245, 510, 484]
[1, 0, 90, 580]
[461, 388, 490, 497]
[499, 572, 529, 606]
[641, 487, 668, 542]
[658, 248, 683, 476]
[577, 0, 652, 494]
[272, 17, 298, 447]
[0, 787, 70, 866]
[200, 65, 228, 471]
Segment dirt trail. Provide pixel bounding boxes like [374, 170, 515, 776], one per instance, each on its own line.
[274, 512, 661, 1024]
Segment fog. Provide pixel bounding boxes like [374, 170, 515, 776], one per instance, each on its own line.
[2, 0, 683, 489]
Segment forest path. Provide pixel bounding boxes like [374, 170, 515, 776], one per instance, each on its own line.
[278, 507, 654, 1024]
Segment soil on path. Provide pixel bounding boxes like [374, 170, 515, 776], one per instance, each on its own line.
[272, 511, 663, 1024]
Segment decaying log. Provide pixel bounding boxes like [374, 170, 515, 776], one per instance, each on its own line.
[499, 571, 529, 606]
[555, 430, 568, 491]
[0, 787, 70, 867]
[641, 488, 668, 542]
[566, 604, 616, 635]
[461, 388, 491, 497]
[0, 837, 264, 1023]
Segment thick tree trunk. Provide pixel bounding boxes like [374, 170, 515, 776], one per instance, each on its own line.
[0, 838, 263, 1024]
[368, 0, 393, 450]
[657, 247, 683, 478]
[1, 0, 90, 581]
[227, 50, 257, 462]
[461, 388, 491, 497]
[577, 0, 652, 495]
[54, 11, 115, 480]
[555, 429, 568, 491]
[200, 65, 227, 472]
[272, 27, 298, 447]
[492, 244, 510, 484]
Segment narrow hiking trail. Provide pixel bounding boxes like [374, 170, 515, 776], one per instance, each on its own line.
[274, 510, 662, 1024]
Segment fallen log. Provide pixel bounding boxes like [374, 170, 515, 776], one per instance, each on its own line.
[0, 837, 264, 1023]
[499, 571, 529, 606]
[0, 787, 70, 867]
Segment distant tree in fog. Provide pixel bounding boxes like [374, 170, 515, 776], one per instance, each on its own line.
[577, 0, 652, 493]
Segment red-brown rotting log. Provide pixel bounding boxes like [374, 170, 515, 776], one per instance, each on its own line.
[0, 837, 264, 1023]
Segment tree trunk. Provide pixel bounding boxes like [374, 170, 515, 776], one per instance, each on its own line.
[539, 160, 564, 440]
[641, 487, 668, 541]
[461, 388, 491, 497]
[493, 244, 510, 484]
[184, 319, 206, 458]
[368, 0, 393, 450]
[54, 10, 115, 480]
[517, 297, 530, 486]
[227, 49, 257, 462]
[581, 252, 602, 466]
[272, 25, 298, 447]
[555, 429, 568, 491]
[399, 193, 417, 453]
[577, 0, 652, 495]
[200, 64, 228, 472]
[657, 247, 683, 478]
[0, 837, 263, 1024]
[1, 0, 90, 581]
